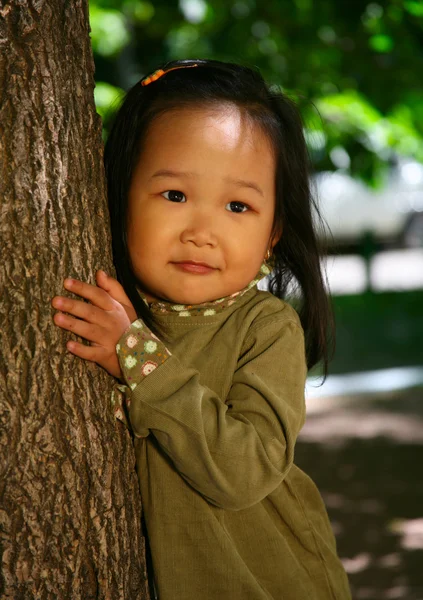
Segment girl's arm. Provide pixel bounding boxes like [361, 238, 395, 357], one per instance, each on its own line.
[118, 313, 307, 511]
[52, 273, 306, 511]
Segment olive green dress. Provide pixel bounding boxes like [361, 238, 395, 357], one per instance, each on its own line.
[113, 272, 352, 600]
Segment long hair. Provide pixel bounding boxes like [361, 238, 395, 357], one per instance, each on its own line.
[104, 59, 335, 380]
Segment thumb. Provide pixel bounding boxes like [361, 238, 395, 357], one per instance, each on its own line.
[96, 270, 136, 317]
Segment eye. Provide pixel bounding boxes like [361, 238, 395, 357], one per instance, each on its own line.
[162, 190, 186, 203]
[226, 201, 250, 214]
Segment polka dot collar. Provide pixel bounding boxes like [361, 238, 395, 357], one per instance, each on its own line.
[137, 261, 273, 317]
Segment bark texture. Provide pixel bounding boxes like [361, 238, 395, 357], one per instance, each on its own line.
[0, 2, 149, 598]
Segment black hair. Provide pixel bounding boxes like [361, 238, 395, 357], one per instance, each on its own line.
[104, 58, 335, 380]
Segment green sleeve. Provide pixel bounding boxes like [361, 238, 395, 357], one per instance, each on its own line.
[117, 316, 307, 511]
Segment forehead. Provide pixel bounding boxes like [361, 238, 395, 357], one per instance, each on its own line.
[140, 104, 275, 185]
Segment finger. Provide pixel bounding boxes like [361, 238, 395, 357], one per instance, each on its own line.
[66, 340, 100, 361]
[63, 278, 114, 311]
[96, 271, 132, 306]
[66, 341, 122, 379]
[53, 312, 106, 344]
[52, 295, 107, 325]
[66, 340, 104, 361]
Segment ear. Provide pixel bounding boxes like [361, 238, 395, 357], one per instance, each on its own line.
[270, 222, 283, 249]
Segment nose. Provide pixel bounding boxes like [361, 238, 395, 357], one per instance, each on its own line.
[180, 209, 218, 248]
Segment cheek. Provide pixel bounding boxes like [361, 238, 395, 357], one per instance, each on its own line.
[228, 220, 269, 257]
[127, 216, 150, 265]
[127, 212, 172, 265]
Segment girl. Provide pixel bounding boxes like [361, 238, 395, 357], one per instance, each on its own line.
[52, 59, 351, 599]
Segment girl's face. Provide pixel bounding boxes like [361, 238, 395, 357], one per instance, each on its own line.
[127, 104, 279, 305]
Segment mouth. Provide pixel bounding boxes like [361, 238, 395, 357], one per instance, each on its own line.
[174, 260, 216, 269]
[172, 260, 217, 274]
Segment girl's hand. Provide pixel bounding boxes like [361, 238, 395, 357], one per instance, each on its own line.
[51, 270, 138, 380]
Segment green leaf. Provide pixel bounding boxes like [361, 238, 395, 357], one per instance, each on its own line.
[317, 91, 382, 130]
[89, 6, 130, 57]
[122, 0, 155, 23]
[94, 82, 124, 117]
[369, 34, 394, 53]
[404, 1, 423, 17]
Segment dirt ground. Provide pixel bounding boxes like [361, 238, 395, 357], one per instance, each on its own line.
[296, 386, 423, 600]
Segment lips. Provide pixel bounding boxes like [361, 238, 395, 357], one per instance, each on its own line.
[174, 260, 216, 269]
[172, 260, 217, 274]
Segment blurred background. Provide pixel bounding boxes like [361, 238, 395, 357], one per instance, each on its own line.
[89, 1, 423, 597]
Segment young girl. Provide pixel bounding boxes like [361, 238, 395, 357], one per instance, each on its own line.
[52, 59, 351, 599]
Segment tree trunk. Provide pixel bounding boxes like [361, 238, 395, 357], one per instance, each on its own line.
[0, 2, 149, 598]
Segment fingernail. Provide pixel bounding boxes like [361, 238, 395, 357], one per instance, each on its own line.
[64, 278, 73, 287]
[99, 270, 107, 277]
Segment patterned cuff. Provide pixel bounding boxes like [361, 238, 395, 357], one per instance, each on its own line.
[116, 319, 172, 391]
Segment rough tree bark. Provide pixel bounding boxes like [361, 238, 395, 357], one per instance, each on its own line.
[0, 2, 149, 598]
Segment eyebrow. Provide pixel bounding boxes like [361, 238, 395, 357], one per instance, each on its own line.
[150, 169, 264, 198]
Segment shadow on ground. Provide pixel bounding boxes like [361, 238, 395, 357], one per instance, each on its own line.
[296, 387, 423, 600]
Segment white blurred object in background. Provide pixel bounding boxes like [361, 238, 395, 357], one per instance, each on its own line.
[314, 158, 423, 248]
[370, 249, 423, 291]
[322, 255, 367, 294]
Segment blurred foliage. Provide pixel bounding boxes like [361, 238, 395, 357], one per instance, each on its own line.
[89, 0, 423, 185]
[323, 290, 423, 375]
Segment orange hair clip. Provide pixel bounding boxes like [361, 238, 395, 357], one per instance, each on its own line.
[141, 63, 199, 86]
